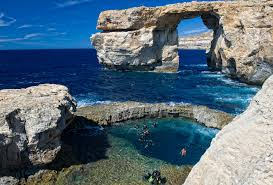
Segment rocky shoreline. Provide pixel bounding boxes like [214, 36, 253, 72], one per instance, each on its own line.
[76, 101, 234, 129]
[184, 74, 273, 185]
[0, 0, 272, 184]
[0, 73, 272, 184]
[0, 84, 233, 184]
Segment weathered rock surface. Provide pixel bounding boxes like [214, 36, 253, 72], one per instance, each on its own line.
[92, 0, 273, 84]
[92, 27, 179, 72]
[183, 75, 273, 185]
[76, 101, 234, 129]
[178, 31, 213, 51]
[0, 84, 76, 172]
[0, 176, 19, 185]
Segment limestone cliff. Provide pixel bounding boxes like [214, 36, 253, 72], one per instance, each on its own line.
[183, 75, 273, 185]
[91, 0, 273, 84]
[0, 84, 76, 172]
[178, 31, 213, 50]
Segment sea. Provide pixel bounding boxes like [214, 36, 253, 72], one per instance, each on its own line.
[0, 48, 259, 115]
[0, 48, 261, 183]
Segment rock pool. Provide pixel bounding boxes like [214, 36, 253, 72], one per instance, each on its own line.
[33, 118, 218, 185]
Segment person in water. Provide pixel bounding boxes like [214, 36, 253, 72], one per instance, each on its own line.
[152, 122, 158, 128]
[181, 148, 187, 157]
[143, 170, 167, 185]
[143, 129, 150, 136]
[144, 140, 154, 149]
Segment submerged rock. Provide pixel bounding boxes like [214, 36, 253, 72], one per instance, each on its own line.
[20, 170, 58, 185]
[76, 101, 234, 129]
[184, 75, 273, 185]
[92, 0, 273, 85]
[0, 84, 76, 172]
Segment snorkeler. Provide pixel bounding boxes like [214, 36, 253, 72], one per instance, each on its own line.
[143, 170, 167, 184]
[152, 122, 158, 128]
[143, 124, 148, 130]
[143, 129, 150, 136]
[181, 148, 187, 157]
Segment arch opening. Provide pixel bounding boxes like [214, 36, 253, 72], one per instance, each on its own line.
[177, 16, 213, 67]
[151, 11, 221, 72]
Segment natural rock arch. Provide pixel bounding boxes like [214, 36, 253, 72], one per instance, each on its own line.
[91, 1, 273, 85]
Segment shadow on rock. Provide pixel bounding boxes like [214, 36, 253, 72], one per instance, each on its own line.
[47, 116, 110, 171]
[0, 116, 110, 183]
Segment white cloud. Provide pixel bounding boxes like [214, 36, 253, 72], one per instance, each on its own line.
[55, 0, 93, 8]
[0, 13, 16, 27]
[0, 33, 44, 43]
[0, 31, 68, 44]
[24, 33, 44, 39]
[17, 24, 44, 29]
[47, 27, 56, 31]
[55, 32, 67, 35]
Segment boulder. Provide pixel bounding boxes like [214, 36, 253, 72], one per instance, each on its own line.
[183, 75, 273, 185]
[0, 84, 76, 171]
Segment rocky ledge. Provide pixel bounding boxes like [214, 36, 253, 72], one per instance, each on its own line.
[0, 84, 76, 176]
[92, 0, 273, 84]
[184, 74, 273, 184]
[178, 31, 213, 51]
[76, 101, 234, 129]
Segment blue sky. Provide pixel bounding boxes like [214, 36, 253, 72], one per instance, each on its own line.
[0, 0, 213, 50]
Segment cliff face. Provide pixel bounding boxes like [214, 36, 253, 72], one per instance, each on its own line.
[178, 31, 213, 50]
[183, 75, 273, 185]
[76, 101, 234, 129]
[0, 84, 76, 171]
[91, 0, 273, 84]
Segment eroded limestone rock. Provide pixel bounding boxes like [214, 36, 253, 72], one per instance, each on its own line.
[92, 27, 179, 72]
[183, 75, 273, 185]
[0, 176, 19, 185]
[92, 0, 273, 84]
[0, 84, 76, 171]
[76, 101, 234, 129]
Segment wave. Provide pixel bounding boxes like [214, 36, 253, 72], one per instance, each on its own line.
[214, 96, 252, 104]
[182, 64, 207, 67]
[165, 101, 189, 106]
[195, 125, 219, 137]
[77, 99, 113, 107]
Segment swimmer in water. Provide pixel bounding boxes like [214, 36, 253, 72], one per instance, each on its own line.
[181, 148, 187, 157]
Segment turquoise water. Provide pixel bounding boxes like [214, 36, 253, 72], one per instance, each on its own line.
[108, 118, 218, 166]
[54, 118, 217, 184]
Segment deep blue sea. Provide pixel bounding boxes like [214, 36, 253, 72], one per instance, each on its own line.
[0, 49, 259, 114]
